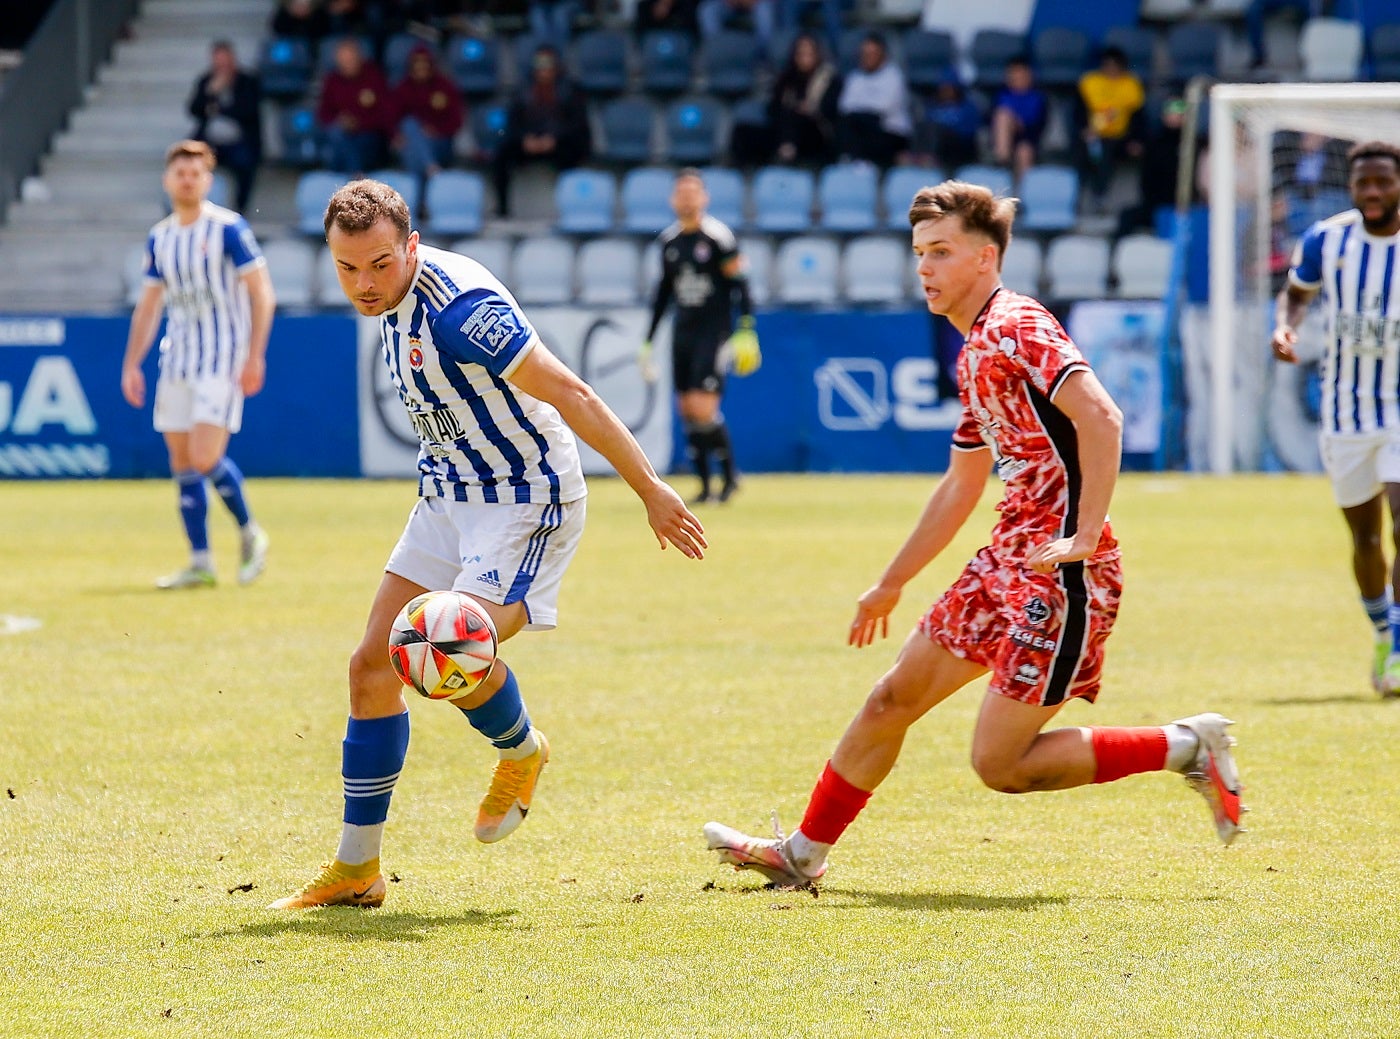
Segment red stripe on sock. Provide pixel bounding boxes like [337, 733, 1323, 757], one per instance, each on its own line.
[1090, 726, 1169, 784]
[799, 761, 873, 845]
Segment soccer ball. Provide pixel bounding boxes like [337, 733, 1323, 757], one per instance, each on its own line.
[388, 590, 498, 700]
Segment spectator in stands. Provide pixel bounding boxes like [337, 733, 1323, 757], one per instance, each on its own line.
[492, 45, 591, 217]
[1116, 96, 1193, 237]
[635, 0, 700, 38]
[390, 43, 464, 184]
[990, 56, 1048, 180]
[767, 32, 840, 165]
[698, 0, 776, 51]
[1246, 0, 1359, 68]
[1075, 45, 1144, 208]
[915, 74, 981, 172]
[271, 0, 331, 41]
[317, 37, 393, 174]
[836, 33, 911, 169]
[188, 40, 263, 212]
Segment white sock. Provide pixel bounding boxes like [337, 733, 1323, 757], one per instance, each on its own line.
[787, 829, 831, 874]
[240, 521, 262, 546]
[336, 822, 385, 866]
[191, 549, 213, 571]
[1163, 724, 1200, 773]
[498, 730, 540, 761]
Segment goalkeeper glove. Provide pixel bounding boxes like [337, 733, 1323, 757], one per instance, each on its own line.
[637, 339, 659, 384]
[728, 316, 761, 377]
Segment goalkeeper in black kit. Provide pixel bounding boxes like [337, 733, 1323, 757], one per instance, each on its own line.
[640, 167, 760, 504]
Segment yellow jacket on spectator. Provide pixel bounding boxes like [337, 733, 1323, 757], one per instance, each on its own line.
[1078, 70, 1144, 140]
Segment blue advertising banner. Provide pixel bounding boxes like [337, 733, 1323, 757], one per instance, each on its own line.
[0, 315, 358, 478]
[699, 309, 961, 474]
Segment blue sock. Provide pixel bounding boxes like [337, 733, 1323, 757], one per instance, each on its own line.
[342, 712, 411, 826]
[1388, 603, 1400, 653]
[175, 470, 209, 554]
[208, 457, 252, 527]
[459, 666, 532, 751]
[1364, 593, 1390, 634]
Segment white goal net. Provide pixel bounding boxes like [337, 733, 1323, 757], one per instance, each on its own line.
[1201, 83, 1400, 473]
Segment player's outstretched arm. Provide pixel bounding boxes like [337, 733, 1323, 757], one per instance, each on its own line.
[1026, 369, 1122, 575]
[849, 446, 991, 647]
[1270, 282, 1317, 364]
[120, 282, 166, 408]
[510, 342, 707, 560]
[240, 263, 276, 396]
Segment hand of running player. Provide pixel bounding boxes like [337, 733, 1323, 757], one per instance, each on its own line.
[1270, 324, 1299, 363]
[120, 366, 145, 408]
[642, 481, 707, 559]
[241, 355, 266, 396]
[849, 581, 901, 648]
[637, 340, 659, 384]
[1026, 535, 1095, 574]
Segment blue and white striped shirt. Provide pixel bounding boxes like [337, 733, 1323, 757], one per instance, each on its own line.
[1290, 209, 1400, 435]
[379, 245, 585, 505]
[144, 202, 264, 382]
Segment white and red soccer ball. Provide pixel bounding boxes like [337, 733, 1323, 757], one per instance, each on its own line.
[388, 590, 498, 699]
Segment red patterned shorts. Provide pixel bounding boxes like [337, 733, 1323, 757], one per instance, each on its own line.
[918, 546, 1123, 706]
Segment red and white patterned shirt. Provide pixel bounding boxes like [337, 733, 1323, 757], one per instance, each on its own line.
[951, 287, 1118, 561]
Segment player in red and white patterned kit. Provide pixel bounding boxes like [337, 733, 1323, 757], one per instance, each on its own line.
[704, 182, 1245, 888]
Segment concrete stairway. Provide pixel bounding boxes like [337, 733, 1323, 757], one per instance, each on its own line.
[0, 0, 271, 313]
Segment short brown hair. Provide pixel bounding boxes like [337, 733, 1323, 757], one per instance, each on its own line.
[908, 180, 1017, 259]
[165, 139, 216, 170]
[1348, 140, 1400, 173]
[323, 179, 413, 240]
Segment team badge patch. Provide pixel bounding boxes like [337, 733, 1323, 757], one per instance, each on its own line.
[408, 345, 424, 370]
[694, 242, 710, 263]
[999, 336, 1018, 357]
[460, 297, 524, 357]
[1024, 596, 1050, 626]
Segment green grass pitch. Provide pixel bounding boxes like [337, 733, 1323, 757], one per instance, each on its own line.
[4, 473, 1399, 1037]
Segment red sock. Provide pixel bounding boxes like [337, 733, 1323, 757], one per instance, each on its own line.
[1090, 727, 1169, 784]
[798, 761, 873, 845]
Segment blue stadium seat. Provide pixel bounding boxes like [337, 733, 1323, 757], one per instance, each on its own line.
[835, 28, 870, 72]
[577, 238, 642, 305]
[1000, 237, 1043, 296]
[1165, 22, 1222, 84]
[368, 169, 422, 217]
[699, 166, 746, 229]
[737, 235, 773, 304]
[664, 96, 722, 165]
[424, 170, 485, 237]
[702, 30, 759, 99]
[446, 35, 500, 97]
[1373, 24, 1400, 80]
[451, 237, 513, 280]
[954, 163, 1014, 198]
[277, 104, 321, 168]
[621, 167, 675, 234]
[573, 29, 630, 96]
[512, 237, 575, 304]
[261, 238, 318, 308]
[843, 235, 909, 304]
[970, 30, 1026, 89]
[640, 30, 694, 96]
[258, 37, 314, 101]
[470, 103, 509, 161]
[883, 166, 941, 229]
[1032, 27, 1091, 88]
[1103, 25, 1156, 79]
[776, 236, 841, 304]
[555, 168, 617, 233]
[295, 171, 348, 236]
[752, 166, 815, 233]
[1018, 165, 1079, 233]
[1045, 234, 1110, 299]
[818, 162, 880, 232]
[598, 97, 655, 164]
[901, 29, 956, 94]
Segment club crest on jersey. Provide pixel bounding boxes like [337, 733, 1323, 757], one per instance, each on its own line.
[998, 336, 1017, 358]
[694, 242, 710, 263]
[460, 298, 522, 357]
[408, 339, 424, 370]
[1024, 596, 1050, 626]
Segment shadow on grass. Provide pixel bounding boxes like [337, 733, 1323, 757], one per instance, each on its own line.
[195, 907, 523, 943]
[707, 883, 1067, 913]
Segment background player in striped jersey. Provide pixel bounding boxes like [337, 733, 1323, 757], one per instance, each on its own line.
[120, 140, 274, 590]
[271, 179, 706, 909]
[640, 168, 760, 505]
[705, 181, 1244, 887]
[1271, 141, 1400, 695]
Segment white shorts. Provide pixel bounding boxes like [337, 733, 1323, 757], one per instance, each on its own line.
[385, 495, 586, 631]
[1319, 431, 1400, 508]
[153, 375, 244, 434]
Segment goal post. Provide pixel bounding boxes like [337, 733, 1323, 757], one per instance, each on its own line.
[1206, 83, 1400, 474]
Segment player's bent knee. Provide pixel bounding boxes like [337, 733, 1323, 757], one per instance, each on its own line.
[970, 751, 1032, 794]
[859, 676, 921, 728]
[347, 641, 403, 711]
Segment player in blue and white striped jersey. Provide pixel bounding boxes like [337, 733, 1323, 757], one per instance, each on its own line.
[1273, 140, 1400, 695]
[121, 140, 275, 590]
[270, 179, 707, 909]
